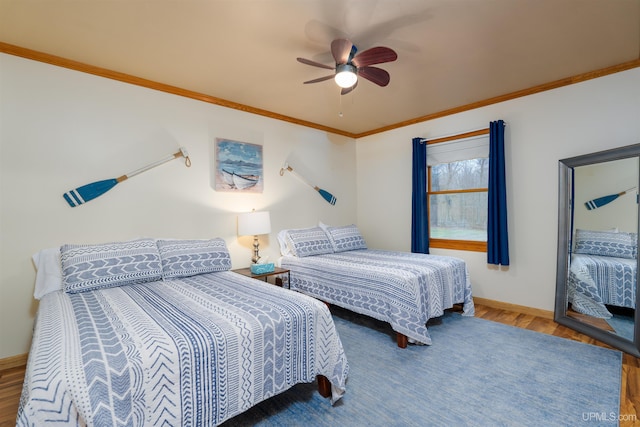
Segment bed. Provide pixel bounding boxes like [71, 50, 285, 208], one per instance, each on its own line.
[18, 238, 348, 426]
[277, 224, 474, 348]
[568, 229, 637, 318]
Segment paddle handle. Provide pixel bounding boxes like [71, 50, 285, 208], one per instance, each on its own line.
[124, 148, 190, 180]
[618, 187, 637, 196]
[280, 163, 336, 205]
[284, 165, 317, 190]
[287, 165, 331, 194]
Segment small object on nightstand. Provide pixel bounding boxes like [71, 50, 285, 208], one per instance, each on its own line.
[250, 263, 275, 274]
[232, 266, 291, 288]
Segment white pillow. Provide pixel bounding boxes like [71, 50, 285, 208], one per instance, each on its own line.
[32, 247, 63, 300]
[277, 229, 294, 256]
[318, 221, 330, 233]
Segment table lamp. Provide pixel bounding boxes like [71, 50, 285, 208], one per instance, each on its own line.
[237, 210, 271, 264]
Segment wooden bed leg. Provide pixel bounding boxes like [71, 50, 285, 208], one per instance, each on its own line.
[317, 375, 331, 398]
[396, 333, 408, 349]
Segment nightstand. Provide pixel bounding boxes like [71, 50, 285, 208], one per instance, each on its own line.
[232, 267, 291, 288]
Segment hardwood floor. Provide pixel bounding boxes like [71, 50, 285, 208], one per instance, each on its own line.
[1, 303, 638, 426]
[0, 365, 25, 427]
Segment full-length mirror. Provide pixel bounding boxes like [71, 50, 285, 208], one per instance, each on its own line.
[555, 143, 640, 357]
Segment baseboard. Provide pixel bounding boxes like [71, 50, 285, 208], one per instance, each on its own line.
[0, 353, 28, 371]
[473, 297, 555, 320]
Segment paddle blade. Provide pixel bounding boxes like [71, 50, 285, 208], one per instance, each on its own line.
[585, 194, 620, 210]
[297, 57, 334, 70]
[63, 178, 119, 207]
[352, 46, 397, 67]
[318, 188, 337, 205]
[358, 66, 390, 87]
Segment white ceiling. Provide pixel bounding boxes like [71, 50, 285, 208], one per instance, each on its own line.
[1, 0, 639, 136]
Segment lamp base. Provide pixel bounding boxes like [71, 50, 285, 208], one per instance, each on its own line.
[252, 235, 260, 264]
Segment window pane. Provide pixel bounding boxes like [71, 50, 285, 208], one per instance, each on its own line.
[429, 192, 487, 241]
[431, 158, 489, 191]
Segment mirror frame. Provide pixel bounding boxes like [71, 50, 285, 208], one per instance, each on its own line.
[555, 143, 640, 357]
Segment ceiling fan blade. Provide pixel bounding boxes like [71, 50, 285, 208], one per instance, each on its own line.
[331, 38, 354, 64]
[352, 46, 397, 67]
[297, 57, 334, 70]
[341, 80, 358, 95]
[303, 75, 335, 84]
[358, 66, 390, 87]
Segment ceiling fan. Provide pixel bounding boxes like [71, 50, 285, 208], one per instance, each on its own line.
[297, 38, 398, 95]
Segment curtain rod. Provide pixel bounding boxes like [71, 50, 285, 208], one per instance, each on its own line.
[420, 122, 507, 145]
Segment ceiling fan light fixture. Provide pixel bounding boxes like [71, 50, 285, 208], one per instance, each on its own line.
[334, 64, 357, 88]
[298, 39, 396, 94]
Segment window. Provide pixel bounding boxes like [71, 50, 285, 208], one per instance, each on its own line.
[426, 134, 489, 252]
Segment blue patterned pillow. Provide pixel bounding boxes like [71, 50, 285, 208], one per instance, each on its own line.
[157, 238, 231, 278]
[61, 239, 162, 293]
[286, 227, 334, 257]
[574, 229, 637, 259]
[326, 224, 367, 252]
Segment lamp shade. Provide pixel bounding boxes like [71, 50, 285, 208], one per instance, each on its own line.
[237, 211, 271, 236]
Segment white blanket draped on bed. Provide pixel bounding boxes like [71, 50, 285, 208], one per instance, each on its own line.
[17, 271, 348, 426]
[280, 249, 474, 345]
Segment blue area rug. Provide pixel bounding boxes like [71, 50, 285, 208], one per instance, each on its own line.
[223, 307, 622, 426]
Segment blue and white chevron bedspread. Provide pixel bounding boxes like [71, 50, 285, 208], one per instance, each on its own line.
[17, 271, 348, 426]
[569, 254, 636, 318]
[281, 250, 474, 345]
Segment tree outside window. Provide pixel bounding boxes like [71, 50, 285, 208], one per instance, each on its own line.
[428, 158, 488, 252]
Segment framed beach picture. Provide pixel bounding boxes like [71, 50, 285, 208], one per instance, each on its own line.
[214, 138, 264, 193]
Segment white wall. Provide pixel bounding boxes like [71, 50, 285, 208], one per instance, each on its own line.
[574, 158, 638, 233]
[356, 67, 640, 313]
[2, 52, 639, 360]
[0, 53, 357, 358]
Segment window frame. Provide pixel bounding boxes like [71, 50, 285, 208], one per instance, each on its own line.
[425, 129, 490, 253]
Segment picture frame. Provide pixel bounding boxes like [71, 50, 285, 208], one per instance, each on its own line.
[214, 138, 264, 193]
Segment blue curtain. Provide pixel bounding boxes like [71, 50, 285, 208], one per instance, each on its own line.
[487, 120, 509, 265]
[411, 137, 429, 254]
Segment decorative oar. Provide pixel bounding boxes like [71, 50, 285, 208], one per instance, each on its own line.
[63, 147, 191, 207]
[280, 162, 336, 205]
[585, 187, 637, 210]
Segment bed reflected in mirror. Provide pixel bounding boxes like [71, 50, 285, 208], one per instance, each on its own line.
[555, 143, 640, 357]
